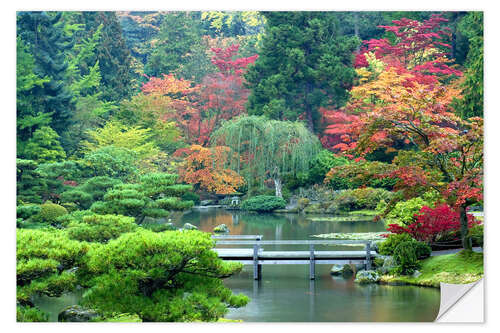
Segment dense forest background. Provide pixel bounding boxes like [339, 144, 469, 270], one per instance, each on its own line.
[17, 11, 482, 162]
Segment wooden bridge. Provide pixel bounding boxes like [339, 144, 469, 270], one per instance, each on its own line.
[212, 235, 378, 280]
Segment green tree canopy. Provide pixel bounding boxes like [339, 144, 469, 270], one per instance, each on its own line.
[80, 230, 248, 322]
[245, 12, 358, 132]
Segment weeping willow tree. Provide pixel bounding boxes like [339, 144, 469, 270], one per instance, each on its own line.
[211, 115, 321, 198]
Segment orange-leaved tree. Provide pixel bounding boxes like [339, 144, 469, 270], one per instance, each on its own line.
[177, 145, 245, 194]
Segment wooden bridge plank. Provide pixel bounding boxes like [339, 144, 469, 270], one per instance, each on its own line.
[222, 259, 367, 265]
[214, 240, 371, 245]
[213, 249, 377, 258]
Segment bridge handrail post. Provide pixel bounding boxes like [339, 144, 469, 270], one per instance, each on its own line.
[365, 241, 372, 270]
[253, 243, 261, 280]
[309, 244, 315, 280]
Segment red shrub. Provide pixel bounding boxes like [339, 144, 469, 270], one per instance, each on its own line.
[387, 204, 479, 243]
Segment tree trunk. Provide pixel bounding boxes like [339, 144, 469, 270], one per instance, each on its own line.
[273, 177, 283, 198]
[459, 205, 472, 250]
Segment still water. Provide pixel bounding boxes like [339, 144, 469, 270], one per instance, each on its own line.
[179, 208, 440, 322]
[35, 208, 440, 322]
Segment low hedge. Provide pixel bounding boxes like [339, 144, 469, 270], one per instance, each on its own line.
[241, 195, 287, 212]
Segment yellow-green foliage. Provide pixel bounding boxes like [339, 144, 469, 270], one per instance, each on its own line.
[66, 214, 138, 243]
[82, 120, 159, 158]
[81, 230, 248, 322]
[156, 197, 194, 211]
[39, 202, 68, 223]
[16, 229, 89, 304]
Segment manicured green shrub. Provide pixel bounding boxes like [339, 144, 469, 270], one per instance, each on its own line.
[60, 189, 93, 210]
[142, 208, 171, 218]
[378, 233, 415, 255]
[156, 197, 194, 211]
[38, 202, 68, 224]
[66, 214, 138, 243]
[414, 242, 432, 259]
[139, 173, 178, 198]
[393, 241, 420, 275]
[241, 195, 287, 212]
[16, 229, 89, 305]
[90, 184, 149, 221]
[56, 210, 96, 227]
[79, 176, 123, 202]
[181, 192, 200, 205]
[164, 184, 193, 197]
[80, 230, 248, 322]
[331, 187, 393, 212]
[16, 204, 41, 220]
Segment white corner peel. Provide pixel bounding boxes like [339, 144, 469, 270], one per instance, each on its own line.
[435, 279, 484, 322]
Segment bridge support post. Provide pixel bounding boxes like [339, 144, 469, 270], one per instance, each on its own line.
[365, 242, 371, 270]
[253, 244, 261, 280]
[309, 244, 315, 280]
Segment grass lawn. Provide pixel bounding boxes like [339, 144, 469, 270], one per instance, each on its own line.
[380, 250, 484, 288]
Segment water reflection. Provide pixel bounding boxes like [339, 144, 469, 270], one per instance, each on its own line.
[180, 208, 440, 322]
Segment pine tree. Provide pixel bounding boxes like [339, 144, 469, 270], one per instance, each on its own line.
[81, 12, 134, 102]
[16, 37, 50, 153]
[144, 12, 202, 78]
[245, 12, 359, 132]
[17, 12, 75, 135]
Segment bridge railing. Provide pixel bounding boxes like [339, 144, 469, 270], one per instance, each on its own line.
[211, 235, 375, 280]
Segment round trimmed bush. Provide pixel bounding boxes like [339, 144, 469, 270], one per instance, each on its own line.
[241, 195, 287, 212]
[378, 233, 414, 255]
[39, 202, 68, 223]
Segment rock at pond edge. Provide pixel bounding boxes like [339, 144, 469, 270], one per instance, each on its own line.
[58, 305, 98, 322]
[354, 270, 380, 284]
[183, 223, 198, 230]
[213, 224, 230, 233]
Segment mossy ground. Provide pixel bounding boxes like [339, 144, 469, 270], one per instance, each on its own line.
[380, 250, 483, 288]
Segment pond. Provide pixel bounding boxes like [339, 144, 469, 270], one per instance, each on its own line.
[178, 208, 440, 322]
[34, 208, 440, 322]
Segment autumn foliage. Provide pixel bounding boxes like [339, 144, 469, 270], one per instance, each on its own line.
[177, 145, 245, 194]
[387, 204, 479, 244]
[138, 44, 257, 146]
